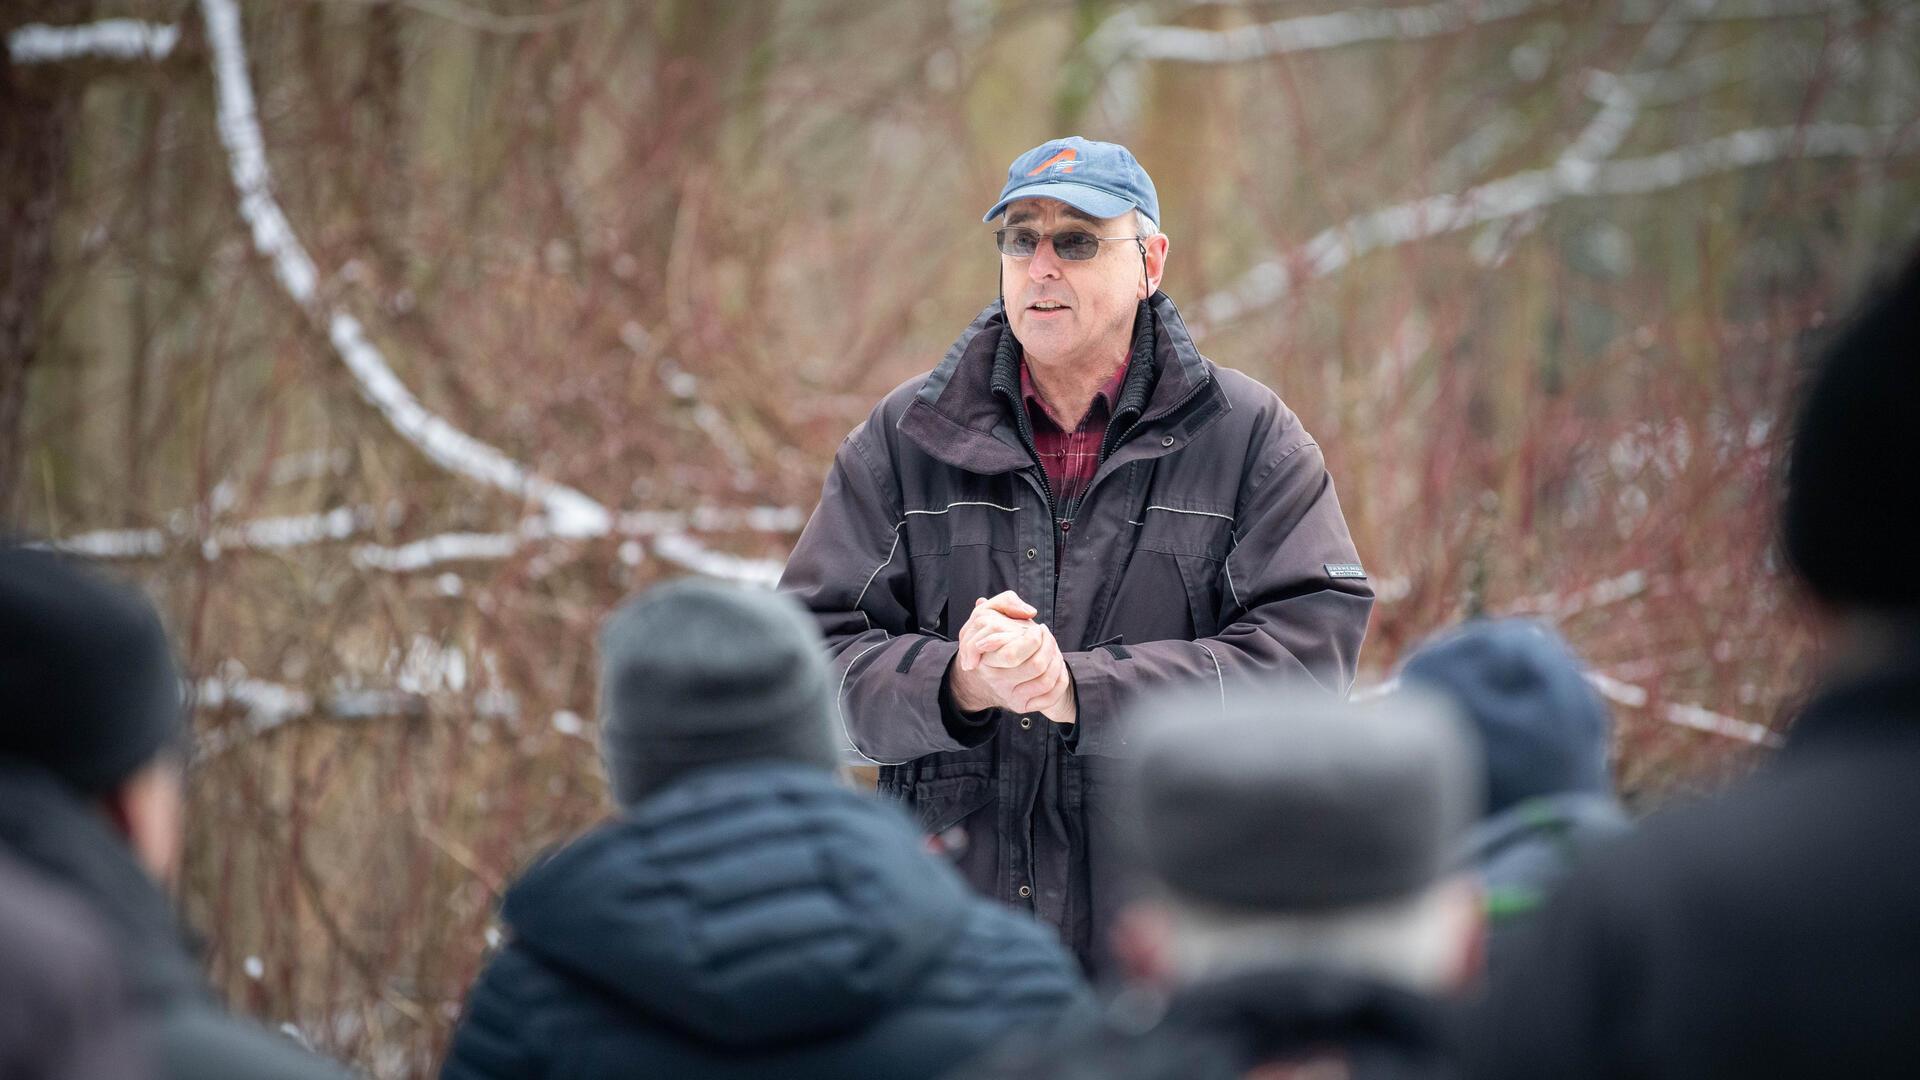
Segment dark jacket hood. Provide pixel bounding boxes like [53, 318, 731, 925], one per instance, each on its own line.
[499, 763, 974, 1047]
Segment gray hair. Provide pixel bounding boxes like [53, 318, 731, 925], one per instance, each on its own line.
[1135, 209, 1160, 238]
[1162, 879, 1477, 993]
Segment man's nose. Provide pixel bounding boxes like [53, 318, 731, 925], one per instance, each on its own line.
[1027, 238, 1065, 280]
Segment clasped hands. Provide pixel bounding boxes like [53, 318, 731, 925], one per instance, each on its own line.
[946, 591, 1077, 726]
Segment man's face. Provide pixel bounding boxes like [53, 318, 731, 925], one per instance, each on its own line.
[999, 199, 1163, 372]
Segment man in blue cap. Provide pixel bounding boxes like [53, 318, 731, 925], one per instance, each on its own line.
[781, 137, 1372, 969]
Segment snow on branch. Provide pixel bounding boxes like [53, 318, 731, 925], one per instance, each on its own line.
[191, 662, 872, 765]
[41, 506, 372, 561]
[1354, 671, 1781, 748]
[195, 2, 788, 592]
[7, 19, 178, 64]
[1198, 123, 1907, 329]
[1617, 0, 1845, 21]
[1587, 672, 1783, 747]
[652, 533, 785, 589]
[45, 503, 803, 586]
[1469, 0, 1706, 265]
[1095, 0, 1556, 64]
[198, 0, 609, 539]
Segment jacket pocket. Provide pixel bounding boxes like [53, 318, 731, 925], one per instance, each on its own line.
[910, 581, 950, 641]
[910, 773, 993, 835]
[1176, 553, 1225, 638]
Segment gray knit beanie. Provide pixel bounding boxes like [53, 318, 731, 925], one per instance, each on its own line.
[597, 579, 839, 806]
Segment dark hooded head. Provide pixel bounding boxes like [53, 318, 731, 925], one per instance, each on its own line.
[1782, 250, 1920, 617]
[596, 578, 839, 806]
[0, 545, 184, 793]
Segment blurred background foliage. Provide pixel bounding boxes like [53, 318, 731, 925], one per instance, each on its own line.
[5, 0, 1918, 1074]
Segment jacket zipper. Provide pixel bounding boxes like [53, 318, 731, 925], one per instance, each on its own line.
[1012, 366, 1214, 611]
[1072, 370, 1213, 530]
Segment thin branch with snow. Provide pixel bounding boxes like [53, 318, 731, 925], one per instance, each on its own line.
[1354, 671, 1782, 748]
[194, 0, 791, 590]
[7, 19, 178, 64]
[1587, 672, 1783, 748]
[1093, 0, 1558, 65]
[1197, 123, 1909, 329]
[198, 0, 610, 538]
[43, 504, 804, 580]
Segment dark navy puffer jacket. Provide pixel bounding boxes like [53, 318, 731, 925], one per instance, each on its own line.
[439, 764, 1091, 1080]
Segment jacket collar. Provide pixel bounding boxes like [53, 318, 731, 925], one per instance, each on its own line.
[1159, 966, 1456, 1068]
[0, 764, 210, 1009]
[900, 291, 1227, 475]
[1785, 623, 1920, 755]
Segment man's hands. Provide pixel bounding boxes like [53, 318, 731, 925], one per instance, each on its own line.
[948, 591, 1077, 725]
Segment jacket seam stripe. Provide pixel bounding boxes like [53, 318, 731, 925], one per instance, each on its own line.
[1223, 532, 1245, 611]
[903, 501, 1022, 515]
[852, 522, 906, 633]
[1196, 641, 1226, 711]
[1142, 505, 1234, 522]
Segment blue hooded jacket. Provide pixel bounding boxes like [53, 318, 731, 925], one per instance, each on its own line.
[440, 763, 1089, 1079]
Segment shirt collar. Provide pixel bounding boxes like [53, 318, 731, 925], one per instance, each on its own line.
[1020, 355, 1133, 430]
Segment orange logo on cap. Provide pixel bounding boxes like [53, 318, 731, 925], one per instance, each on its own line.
[1026, 147, 1077, 176]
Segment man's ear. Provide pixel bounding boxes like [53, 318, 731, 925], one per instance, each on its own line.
[1112, 900, 1177, 986]
[1445, 877, 1489, 994]
[96, 757, 185, 885]
[1140, 234, 1170, 298]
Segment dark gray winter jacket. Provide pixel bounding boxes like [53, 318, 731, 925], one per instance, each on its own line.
[1459, 791, 1629, 974]
[0, 765, 354, 1080]
[0, 848, 149, 1079]
[1466, 632, 1920, 1077]
[780, 292, 1372, 963]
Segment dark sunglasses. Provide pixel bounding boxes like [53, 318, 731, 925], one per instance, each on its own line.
[994, 226, 1143, 262]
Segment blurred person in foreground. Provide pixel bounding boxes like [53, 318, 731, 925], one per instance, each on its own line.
[0, 546, 353, 1080]
[440, 579, 1089, 1080]
[1, 849, 148, 1079]
[781, 134, 1372, 969]
[956, 683, 1484, 1080]
[1467, 249, 1920, 1077]
[1399, 618, 1628, 972]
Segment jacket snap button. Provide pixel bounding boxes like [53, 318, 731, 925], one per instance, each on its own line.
[1025, 547, 1037, 559]
[1018, 884, 1032, 898]
[1020, 717, 1033, 730]
[1161, 435, 1175, 448]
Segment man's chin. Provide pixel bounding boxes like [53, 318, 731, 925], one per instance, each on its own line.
[1010, 323, 1079, 363]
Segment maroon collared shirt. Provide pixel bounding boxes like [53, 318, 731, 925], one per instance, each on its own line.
[1020, 358, 1130, 531]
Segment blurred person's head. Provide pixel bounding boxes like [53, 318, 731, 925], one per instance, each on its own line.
[0, 545, 186, 883]
[597, 578, 838, 807]
[1399, 618, 1613, 818]
[983, 137, 1170, 374]
[1783, 248, 1920, 656]
[1113, 685, 1484, 995]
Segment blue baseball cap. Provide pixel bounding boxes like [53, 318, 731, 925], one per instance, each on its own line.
[983, 136, 1160, 228]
